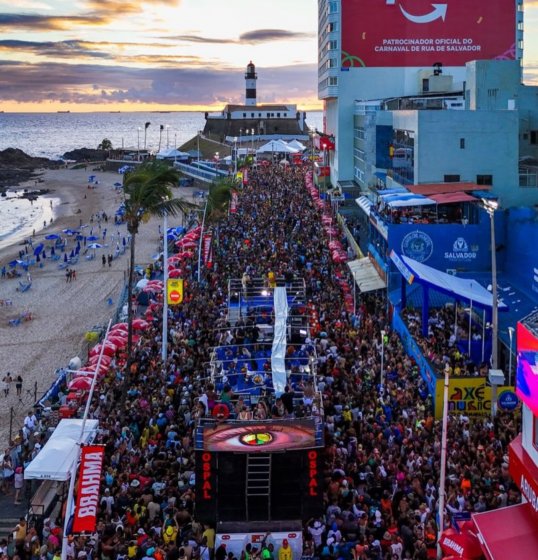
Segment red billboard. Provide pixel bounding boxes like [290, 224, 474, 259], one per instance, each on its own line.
[341, 0, 516, 68]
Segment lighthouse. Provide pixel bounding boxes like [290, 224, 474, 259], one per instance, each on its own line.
[245, 61, 257, 106]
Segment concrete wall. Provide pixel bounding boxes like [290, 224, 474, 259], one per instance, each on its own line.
[392, 109, 523, 206]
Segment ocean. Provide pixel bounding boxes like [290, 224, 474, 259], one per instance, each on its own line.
[0, 110, 323, 250]
[0, 110, 323, 160]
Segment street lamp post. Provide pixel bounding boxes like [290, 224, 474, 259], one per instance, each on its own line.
[166, 125, 170, 149]
[482, 198, 501, 416]
[508, 326, 515, 386]
[233, 137, 238, 175]
[162, 213, 168, 362]
[380, 329, 386, 387]
[437, 363, 451, 558]
[137, 127, 141, 161]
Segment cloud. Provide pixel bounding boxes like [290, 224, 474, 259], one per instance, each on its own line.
[164, 29, 315, 45]
[0, 0, 181, 29]
[239, 29, 315, 43]
[164, 34, 236, 44]
[0, 13, 102, 30]
[0, 59, 317, 106]
[0, 39, 180, 61]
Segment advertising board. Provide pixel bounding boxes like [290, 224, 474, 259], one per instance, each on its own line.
[434, 377, 515, 419]
[341, 0, 516, 68]
[516, 322, 538, 416]
[203, 419, 317, 453]
[388, 224, 489, 272]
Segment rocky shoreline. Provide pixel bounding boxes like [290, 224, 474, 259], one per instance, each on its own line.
[0, 147, 107, 190]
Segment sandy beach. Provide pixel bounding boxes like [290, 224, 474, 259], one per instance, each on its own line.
[0, 167, 195, 448]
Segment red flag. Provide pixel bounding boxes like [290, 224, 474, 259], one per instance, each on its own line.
[72, 445, 105, 533]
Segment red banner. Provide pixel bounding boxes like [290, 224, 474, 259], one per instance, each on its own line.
[230, 191, 238, 213]
[342, 0, 516, 68]
[202, 232, 212, 265]
[72, 445, 105, 533]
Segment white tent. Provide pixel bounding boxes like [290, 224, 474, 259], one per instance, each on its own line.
[156, 148, 189, 160]
[256, 140, 299, 154]
[24, 419, 99, 481]
[287, 139, 306, 152]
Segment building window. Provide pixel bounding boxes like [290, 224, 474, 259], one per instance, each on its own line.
[460, 138, 465, 149]
[422, 79, 429, 92]
[277, 113, 280, 118]
[476, 175, 493, 186]
[329, 77, 338, 86]
[531, 131, 538, 145]
[251, 113, 254, 117]
[284, 113, 287, 117]
[444, 175, 460, 183]
[487, 88, 498, 98]
[243, 113, 246, 117]
[259, 113, 262, 117]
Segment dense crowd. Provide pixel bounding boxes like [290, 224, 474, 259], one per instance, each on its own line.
[7, 164, 521, 560]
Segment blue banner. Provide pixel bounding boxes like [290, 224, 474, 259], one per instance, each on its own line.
[392, 310, 437, 396]
[388, 223, 490, 273]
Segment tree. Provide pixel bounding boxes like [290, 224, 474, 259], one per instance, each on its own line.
[205, 176, 237, 223]
[97, 138, 113, 152]
[122, 161, 194, 367]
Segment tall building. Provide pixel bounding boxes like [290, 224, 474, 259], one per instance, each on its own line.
[317, 0, 538, 207]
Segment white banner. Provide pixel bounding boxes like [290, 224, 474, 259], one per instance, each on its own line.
[271, 287, 289, 396]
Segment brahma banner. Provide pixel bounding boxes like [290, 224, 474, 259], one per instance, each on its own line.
[341, 0, 516, 67]
[72, 445, 105, 533]
[230, 191, 238, 213]
[202, 232, 213, 269]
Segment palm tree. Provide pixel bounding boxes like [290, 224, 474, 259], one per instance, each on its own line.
[122, 161, 194, 363]
[205, 176, 237, 222]
[97, 138, 113, 152]
[195, 176, 237, 282]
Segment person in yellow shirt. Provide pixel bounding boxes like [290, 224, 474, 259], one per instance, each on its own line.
[202, 524, 216, 560]
[267, 270, 276, 288]
[278, 540, 292, 560]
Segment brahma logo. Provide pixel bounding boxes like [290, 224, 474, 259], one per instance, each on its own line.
[445, 237, 477, 261]
[401, 231, 433, 263]
[442, 538, 464, 556]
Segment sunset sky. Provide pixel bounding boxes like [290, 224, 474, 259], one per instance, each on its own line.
[0, 0, 537, 112]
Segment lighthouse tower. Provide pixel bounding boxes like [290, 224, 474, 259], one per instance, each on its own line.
[245, 61, 257, 106]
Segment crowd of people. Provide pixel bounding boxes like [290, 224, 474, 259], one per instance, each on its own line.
[401, 306, 490, 377]
[8, 164, 521, 560]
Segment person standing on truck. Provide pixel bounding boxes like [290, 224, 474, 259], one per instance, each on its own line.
[277, 540, 292, 560]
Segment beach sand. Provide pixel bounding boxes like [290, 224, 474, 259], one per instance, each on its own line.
[0, 167, 196, 447]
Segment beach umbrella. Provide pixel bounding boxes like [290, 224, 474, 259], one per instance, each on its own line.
[45, 234, 60, 240]
[88, 243, 102, 249]
[68, 377, 93, 391]
[76, 234, 84, 241]
[132, 318, 150, 331]
[64, 253, 68, 263]
[8, 260, 17, 268]
[33, 243, 44, 256]
[88, 354, 112, 366]
[87, 235, 99, 242]
[168, 268, 183, 278]
[136, 278, 149, 290]
[114, 182, 122, 187]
